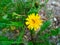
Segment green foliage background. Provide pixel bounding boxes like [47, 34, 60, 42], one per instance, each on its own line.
[0, 0, 60, 45]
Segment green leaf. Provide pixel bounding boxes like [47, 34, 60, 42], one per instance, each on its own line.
[51, 30, 58, 36]
[0, 41, 11, 45]
[41, 20, 51, 31]
[50, 28, 60, 36]
[45, 0, 49, 3]
[28, 41, 33, 45]
[11, 22, 23, 27]
[0, 36, 8, 41]
[57, 28, 60, 34]
[16, 28, 25, 43]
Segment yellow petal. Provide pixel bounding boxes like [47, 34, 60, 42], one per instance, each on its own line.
[25, 22, 29, 25]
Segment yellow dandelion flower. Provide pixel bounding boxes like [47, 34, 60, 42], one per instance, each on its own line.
[25, 13, 43, 31]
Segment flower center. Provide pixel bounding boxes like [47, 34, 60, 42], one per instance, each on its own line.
[32, 19, 35, 24]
